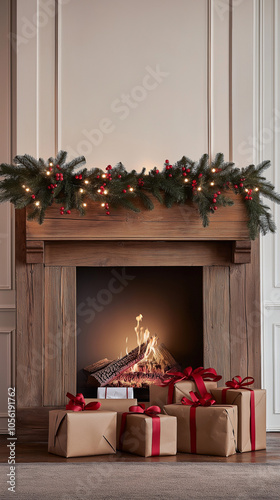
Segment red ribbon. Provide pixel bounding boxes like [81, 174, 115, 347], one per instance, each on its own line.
[221, 376, 256, 451]
[119, 404, 161, 456]
[181, 392, 216, 453]
[66, 392, 101, 411]
[158, 366, 222, 403]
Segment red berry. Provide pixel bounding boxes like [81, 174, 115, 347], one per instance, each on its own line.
[97, 175, 100, 179]
[165, 159, 169, 164]
[54, 184, 57, 188]
[212, 199, 217, 203]
[47, 186, 51, 189]
[60, 211, 64, 215]
[60, 207, 64, 210]
[127, 185, 131, 188]
[49, 167, 53, 172]
[31, 195, 35, 199]
[79, 175, 82, 180]
[239, 183, 243, 187]
[234, 185, 238, 189]
[106, 211, 110, 215]
[156, 170, 159, 174]
[245, 196, 249, 200]
[105, 203, 109, 209]
[182, 167, 186, 171]
[217, 191, 221, 195]
[213, 193, 217, 198]
[75, 175, 79, 179]
[66, 210, 71, 214]
[183, 172, 187, 177]
[50, 184, 54, 188]
[187, 169, 191, 173]
[249, 196, 253, 200]
[169, 174, 172, 177]
[118, 175, 122, 179]
[123, 189, 127, 193]
[214, 206, 218, 211]
[106, 165, 112, 170]
[51, 190, 54, 194]
[198, 173, 203, 178]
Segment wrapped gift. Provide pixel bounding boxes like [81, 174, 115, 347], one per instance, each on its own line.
[211, 376, 266, 452]
[117, 404, 177, 457]
[150, 366, 222, 410]
[85, 398, 137, 412]
[97, 387, 134, 399]
[48, 408, 117, 458]
[164, 392, 238, 457]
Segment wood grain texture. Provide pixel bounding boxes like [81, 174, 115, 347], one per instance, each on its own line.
[229, 264, 248, 379]
[26, 240, 44, 263]
[44, 267, 76, 406]
[232, 240, 251, 264]
[203, 266, 230, 383]
[44, 241, 233, 267]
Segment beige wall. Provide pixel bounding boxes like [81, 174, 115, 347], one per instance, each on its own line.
[0, 0, 278, 430]
[0, 0, 16, 434]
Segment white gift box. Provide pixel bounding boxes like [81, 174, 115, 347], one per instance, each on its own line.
[97, 387, 134, 399]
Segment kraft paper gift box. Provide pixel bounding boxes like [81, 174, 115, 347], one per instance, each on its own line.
[117, 411, 177, 457]
[211, 386, 266, 452]
[164, 403, 238, 457]
[150, 380, 218, 410]
[85, 398, 137, 412]
[48, 410, 117, 458]
[97, 387, 134, 399]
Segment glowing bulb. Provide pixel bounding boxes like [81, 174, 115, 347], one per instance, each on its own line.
[49, 162, 53, 167]
[97, 189, 101, 193]
[184, 178, 189, 183]
[25, 188, 30, 192]
[129, 187, 134, 192]
[83, 203, 87, 207]
[104, 190, 108, 195]
[22, 185, 25, 188]
[245, 188, 248, 192]
[255, 187, 259, 191]
[212, 168, 216, 173]
[101, 203, 105, 207]
[35, 201, 40, 206]
[84, 180, 89, 184]
[102, 174, 106, 178]
[46, 171, 51, 176]
[197, 186, 202, 191]
[79, 188, 84, 193]
[210, 182, 215, 186]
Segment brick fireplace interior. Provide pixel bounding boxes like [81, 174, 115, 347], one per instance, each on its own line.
[77, 266, 203, 400]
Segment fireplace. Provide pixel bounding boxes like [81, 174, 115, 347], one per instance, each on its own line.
[15, 198, 261, 440]
[76, 266, 203, 400]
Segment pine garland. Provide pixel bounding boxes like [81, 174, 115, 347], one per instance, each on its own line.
[0, 151, 279, 240]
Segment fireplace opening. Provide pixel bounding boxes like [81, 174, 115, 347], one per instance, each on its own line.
[77, 266, 203, 401]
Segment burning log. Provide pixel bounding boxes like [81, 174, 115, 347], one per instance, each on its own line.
[84, 358, 112, 375]
[89, 343, 148, 387]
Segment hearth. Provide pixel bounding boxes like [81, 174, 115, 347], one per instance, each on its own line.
[77, 266, 203, 401]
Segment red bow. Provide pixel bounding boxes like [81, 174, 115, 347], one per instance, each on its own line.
[158, 366, 222, 403]
[119, 404, 161, 456]
[66, 392, 101, 411]
[181, 391, 216, 453]
[222, 376, 255, 451]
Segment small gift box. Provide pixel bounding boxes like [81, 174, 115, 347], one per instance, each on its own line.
[164, 392, 238, 457]
[150, 366, 222, 410]
[211, 376, 266, 452]
[85, 398, 137, 412]
[97, 387, 134, 399]
[48, 393, 117, 458]
[117, 404, 177, 457]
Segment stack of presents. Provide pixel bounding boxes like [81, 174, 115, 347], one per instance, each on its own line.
[48, 368, 266, 458]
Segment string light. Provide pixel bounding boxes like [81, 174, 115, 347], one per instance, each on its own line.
[245, 188, 249, 192]
[102, 174, 106, 178]
[129, 187, 134, 192]
[84, 180, 89, 184]
[101, 203, 105, 207]
[79, 188, 84, 193]
[25, 188, 30, 192]
[197, 186, 202, 191]
[97, 189, 101, 193]
[184, 178, 189, 183]
[104, 190, 108, 195]
[22, 185, 25, 188]
[49, 162, 53, 167]
[210, 182, 215, 186]
[255, 187, 259, 191]
[211, 168, 216, 173]
[35, 201, 40, 206]
[46, 171, 51, 176]
[82, 203, 87, 207]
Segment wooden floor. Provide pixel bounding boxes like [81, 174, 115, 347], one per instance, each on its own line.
[0, 433, 279, 464]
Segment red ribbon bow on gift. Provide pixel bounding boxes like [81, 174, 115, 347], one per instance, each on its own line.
[119, 404, 161, 456]
[158, 366, 222, 403]
[222, 376, 256, 451]
[181, 391, 216, 453]
[66, 392, 101, 411]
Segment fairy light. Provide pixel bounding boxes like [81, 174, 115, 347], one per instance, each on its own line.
[104, 189, 108, 195]
[101, 203, 105, 207]
[84, 180, 89, 184]
[255, 187, 259, 191]
[129, 187, 134, 192]
[83, 203, 87, 207]
[49, 162, 53, 167]
[210, 182, 215, 186]
[79, 188, 84, 193]
[245, 188, 249, 192]
[197, 186, 202, 191]
[22, 185, 26, 188]
[46, 171, 51, 176]
[211, 168, 216, 173]
[184, 178, 189, 183]
[97, 189, 101, 193]
[102, 174, 106, 178]
[35, 201, 40, 206]
[25, 188, 30, 192]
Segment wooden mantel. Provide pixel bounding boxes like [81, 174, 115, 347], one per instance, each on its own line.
[25, 195, 251, 265]
[15, 197, 260, 441]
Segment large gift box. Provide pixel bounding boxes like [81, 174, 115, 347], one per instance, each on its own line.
[164, 394, 238, 457]
[211, 376, 266, 452]
[150, 367, 221, 410]
[97, 387, 134, 399]
[85, 398, 137, 412]
[48, 409, 117, 458]
[117, 405, 177, 457]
